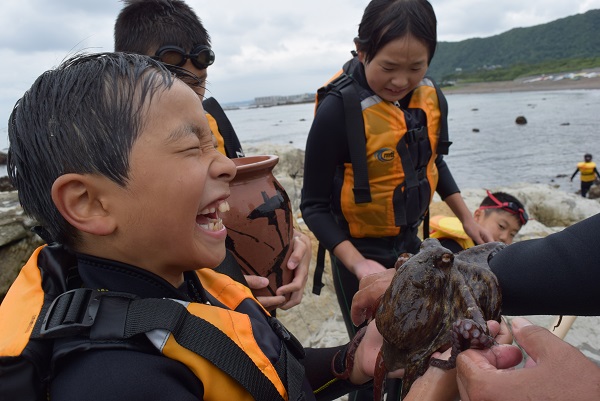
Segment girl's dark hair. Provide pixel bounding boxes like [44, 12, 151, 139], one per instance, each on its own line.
[6, 52, 198, 247]
[355, 0, 437, 64]
[114, 0, 210, 54]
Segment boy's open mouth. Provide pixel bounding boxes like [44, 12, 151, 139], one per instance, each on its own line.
[196, 201, 230, 231]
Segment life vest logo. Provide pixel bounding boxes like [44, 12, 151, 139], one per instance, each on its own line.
[375, 148, 395, 162]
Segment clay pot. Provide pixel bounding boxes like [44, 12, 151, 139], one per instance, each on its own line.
[222, 155, 294, 298]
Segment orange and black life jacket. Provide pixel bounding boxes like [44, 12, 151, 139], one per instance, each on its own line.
[312, 57, 451, 294]
[203, 97, 245, 159]
[0, 245, 304, 401]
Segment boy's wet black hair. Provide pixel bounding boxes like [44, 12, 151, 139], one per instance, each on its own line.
[355, 0, 437, 64]
[7, 52, 199, 247]
[114, 0, 211, 55]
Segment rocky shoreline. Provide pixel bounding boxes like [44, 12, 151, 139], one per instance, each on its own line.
[276, 182, 600, 369]
[443, 74, 600, 94]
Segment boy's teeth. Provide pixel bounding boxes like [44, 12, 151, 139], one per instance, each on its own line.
[218, 201, 230, 212]
[199, 201, 229, 215]
[198, 218, 224, 231]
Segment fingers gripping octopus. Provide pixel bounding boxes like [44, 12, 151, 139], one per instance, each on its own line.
[373, 238, 504, 400]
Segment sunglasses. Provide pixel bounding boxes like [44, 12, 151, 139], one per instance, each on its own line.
[479, 190, 529, 225]
[153, 45, 215, 70]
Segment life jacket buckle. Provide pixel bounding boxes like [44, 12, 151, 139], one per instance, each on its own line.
[40, 288, 102, 338]
[405, 126, 426, 144]
[269, 317, 306, 360]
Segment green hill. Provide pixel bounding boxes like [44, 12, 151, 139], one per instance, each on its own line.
[428, 9, 600, 83]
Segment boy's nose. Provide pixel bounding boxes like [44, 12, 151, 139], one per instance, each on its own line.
[216, 153, 236, 182]
[499, 233, 512, 245]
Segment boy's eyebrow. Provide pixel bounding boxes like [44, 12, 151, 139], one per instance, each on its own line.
[164, 123, 205, 143]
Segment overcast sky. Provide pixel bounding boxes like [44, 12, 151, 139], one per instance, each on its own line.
[1, 0, 599, 132]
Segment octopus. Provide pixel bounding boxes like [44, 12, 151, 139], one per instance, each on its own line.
[373, 238, 505, 400]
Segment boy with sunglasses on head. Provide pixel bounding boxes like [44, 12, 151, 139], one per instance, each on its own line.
[114, 0, 311, 312]
[114, 0, 242, 159]
[430, 191, 528, 252]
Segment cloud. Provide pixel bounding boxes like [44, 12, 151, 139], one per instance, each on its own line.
[1, 0, 599, 130]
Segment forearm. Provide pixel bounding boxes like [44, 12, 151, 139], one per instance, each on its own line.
[490, 213, 600, 315]
[403, 368, 459, 401]
[444, 192, 473, 224]
[301, 199, 347, 251]
[305, 345, 371, 401]
[435, 156, 460, 198]
[444, 192, 493, 244]
[331, 240, 365, 275]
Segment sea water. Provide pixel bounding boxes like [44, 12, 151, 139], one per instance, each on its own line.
[227, 89, 600, 193]
[2, 89, 599, 194]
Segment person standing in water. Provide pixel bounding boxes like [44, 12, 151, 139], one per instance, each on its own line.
[571, 153, 600, 197]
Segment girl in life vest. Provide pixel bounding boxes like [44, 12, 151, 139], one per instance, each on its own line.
[301, 1, 494, 399]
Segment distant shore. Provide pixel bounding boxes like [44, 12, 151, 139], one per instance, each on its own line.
[443, 76, 600, 95]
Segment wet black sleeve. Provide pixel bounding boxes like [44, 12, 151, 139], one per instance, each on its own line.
[571, 168, 580, 180]
[434, 155, 460, 199]
[490, 212, 600, 316]
[303, 345, 372, 401]
[300, 94, 351, 251]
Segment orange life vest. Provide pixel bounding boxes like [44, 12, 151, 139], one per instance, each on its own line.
[577, 161, 597, 182]
[206, 112, 227, 155]
[317, 67, 443, 237]
[202, 97, 244, 159]
[429, 215, 475, 250]
[0, 246, 296, 401]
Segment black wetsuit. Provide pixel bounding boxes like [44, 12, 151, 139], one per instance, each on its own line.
[490, 212, 600, 316]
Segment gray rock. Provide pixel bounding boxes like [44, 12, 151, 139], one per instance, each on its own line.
[0, 191, 44, 303]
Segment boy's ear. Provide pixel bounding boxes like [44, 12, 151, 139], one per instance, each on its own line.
[51, 174, 117, 236]
[473, 208, 483, 222]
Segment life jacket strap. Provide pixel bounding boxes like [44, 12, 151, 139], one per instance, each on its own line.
[321, 74, 372, 204]
[312, 243, 327, 295]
